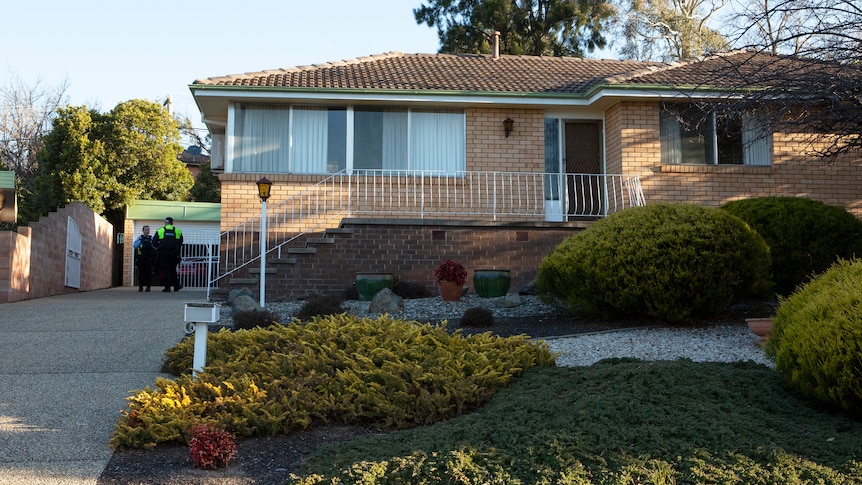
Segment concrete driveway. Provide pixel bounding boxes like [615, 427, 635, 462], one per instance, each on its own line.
[0, 287, 210, 484]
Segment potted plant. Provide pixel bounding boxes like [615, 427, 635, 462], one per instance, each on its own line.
[435, 259, 467, 301]
[746, 317, 774, 346]
[473, 269, 511, 298]
[355, 273, 395, 301]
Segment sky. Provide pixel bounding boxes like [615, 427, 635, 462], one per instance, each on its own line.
[0, 1, 451, 140]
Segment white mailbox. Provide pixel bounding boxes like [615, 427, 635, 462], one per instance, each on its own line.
[184, 302, 219, 323]
[183, 302, 220, 377]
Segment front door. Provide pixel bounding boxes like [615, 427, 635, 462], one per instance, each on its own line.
[564, 121, 603, 218]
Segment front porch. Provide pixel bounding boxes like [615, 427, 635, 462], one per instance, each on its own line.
[208, 170, 645, 301]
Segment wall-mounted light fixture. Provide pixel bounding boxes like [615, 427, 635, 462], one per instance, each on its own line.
[503, 117, 514, 138]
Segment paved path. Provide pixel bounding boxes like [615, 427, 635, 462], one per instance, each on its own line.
[0, 287, 210, 484]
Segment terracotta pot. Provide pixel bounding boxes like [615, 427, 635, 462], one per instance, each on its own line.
[746, 317, 774, 346]
[438, 280, 463, 301]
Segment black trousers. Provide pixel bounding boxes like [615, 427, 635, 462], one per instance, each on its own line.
[136, 254, 155, 289]
[158, 250, 180, 290]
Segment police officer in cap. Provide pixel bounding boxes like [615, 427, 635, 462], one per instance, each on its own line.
[153, 217, 184, 292]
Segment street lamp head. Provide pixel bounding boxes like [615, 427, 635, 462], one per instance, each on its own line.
[256, 177, 273, 201]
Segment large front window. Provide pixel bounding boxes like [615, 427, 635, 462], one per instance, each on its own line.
[660, 104, 771, 166]
[232, 104, 465, 174]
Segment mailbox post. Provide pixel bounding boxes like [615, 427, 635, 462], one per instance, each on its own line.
[183, 302, 219, 377]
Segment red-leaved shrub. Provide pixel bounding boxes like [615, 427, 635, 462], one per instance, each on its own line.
[187, 424, 238, 469]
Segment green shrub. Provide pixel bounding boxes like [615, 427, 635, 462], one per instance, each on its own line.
[721, 196, 862, 296]
[231, 308, 280, 331]
[111, 314, 555, 449]
[765, 259, 862, 415]
[536, 203, 772, 323]
[294, 294, 345, 321]
[392, 280, 433, 299]
[460, 307, 495, 328]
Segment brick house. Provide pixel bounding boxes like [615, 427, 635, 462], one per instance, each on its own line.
[188, 49, 862, 301]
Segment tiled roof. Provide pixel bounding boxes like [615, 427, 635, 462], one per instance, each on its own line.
[192, 50, 857, 95]
[612, 50, 849, 89]
[193, 51, 664, 95]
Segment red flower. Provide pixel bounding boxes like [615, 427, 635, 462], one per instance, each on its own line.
[435, 259, 467, 286]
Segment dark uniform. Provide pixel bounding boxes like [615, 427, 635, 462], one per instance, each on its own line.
[153, 217, 183, 292]
[134, 227, 156, 292]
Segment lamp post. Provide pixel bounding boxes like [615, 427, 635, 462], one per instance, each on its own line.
[256, 177, 273, 307]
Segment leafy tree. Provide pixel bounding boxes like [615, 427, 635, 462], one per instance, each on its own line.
[414, 0, 616, 57]
[22, 99, 193, 226]
[189, 161, 221, 203]
[617, 0, 730, 60]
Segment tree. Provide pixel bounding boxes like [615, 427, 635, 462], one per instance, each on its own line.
[617, 0, 730, 60]
[0, 74, 68, 186]
[701, 0, 862, 159]
[414, 0, 616, 57]
[730, 0, 860, 61]
[189, 161, 221, 203]
[22, 99, 193, 226]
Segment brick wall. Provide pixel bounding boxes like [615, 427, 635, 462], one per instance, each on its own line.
[467, 107, 545, 173]
[608, 101, 862, 218]
[0, 202, 114, 303]
[223, 220, 585, 301]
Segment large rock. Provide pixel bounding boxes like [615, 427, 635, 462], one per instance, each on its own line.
[232, 294, 262, 313]
[518, 280, 540, 296]
[495, 294, 523, 308]
[368, 288, 404, 314]
[228, 287, 254, 305]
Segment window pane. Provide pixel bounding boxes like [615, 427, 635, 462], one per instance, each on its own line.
[716, 113, 743, 165]
[661, 104, 713, 165]
[354, 108, 407, 170]
[291, 107, 346, 174]
[234, 104, 290, 173]
[410, 109, 465, 173]
[544, 119, 560, 200]
[742, 113, 772, 166]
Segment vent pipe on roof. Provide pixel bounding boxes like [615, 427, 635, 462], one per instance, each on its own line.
[493, 31, 500, 59]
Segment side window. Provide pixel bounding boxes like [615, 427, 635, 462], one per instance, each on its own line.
[660, 103, 771, 166]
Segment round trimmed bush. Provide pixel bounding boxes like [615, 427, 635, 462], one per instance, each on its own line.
[766, 259, 862, 415]
[721, 197, 862, 296]
[536, 203, 771, 323]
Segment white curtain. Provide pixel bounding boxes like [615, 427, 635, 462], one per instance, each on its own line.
[742, 113, 772, 166]
[382, 111, 408, 170]
[410, 110, 465, 173]
[291, 107, 329, 173]
[234, 105, 290, 173]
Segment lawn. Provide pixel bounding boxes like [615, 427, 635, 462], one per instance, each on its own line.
[290, 359, 862, 484]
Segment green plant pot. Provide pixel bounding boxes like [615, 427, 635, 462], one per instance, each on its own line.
[473, 269, 511, 298]
[355, 273, 395, 301]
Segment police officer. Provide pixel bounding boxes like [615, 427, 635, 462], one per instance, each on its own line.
[133, 225, 156, 292]
[153, 217, 184, 292]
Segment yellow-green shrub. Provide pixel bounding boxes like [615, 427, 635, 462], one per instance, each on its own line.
[766, 259, 862, 415]
[111, 314, 555, 449]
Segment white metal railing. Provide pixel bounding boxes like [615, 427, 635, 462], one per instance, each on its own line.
[206, 170, 644, 299]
